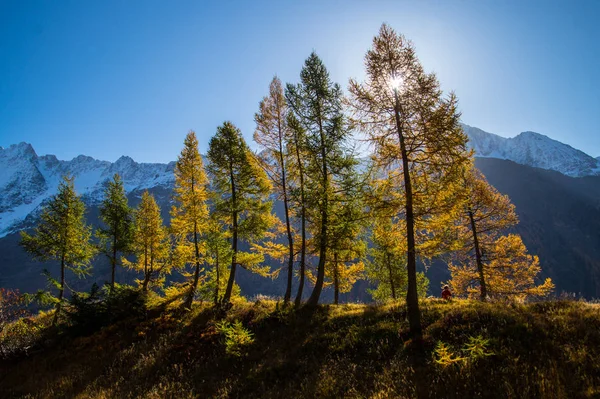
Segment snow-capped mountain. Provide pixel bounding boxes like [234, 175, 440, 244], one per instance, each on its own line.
[462, 124, 600, 177]
[2, 124, 599, 238]
[0, 143, 175, 238]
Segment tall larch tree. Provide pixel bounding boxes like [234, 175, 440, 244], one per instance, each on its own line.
[448, 167, 553, 300]
[348, 24, 470, 339]
[254, 76, 296, 304]
[20, 175, 96, 326]
[286, 52, 353, 307]
[208, 121, 274, 305]
[97, 173, 133, 293]
[124, 191, 170, 292]
[171, 131, 210, 309]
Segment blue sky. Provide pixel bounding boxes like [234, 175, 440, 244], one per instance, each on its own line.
[1, 0, 599, 162]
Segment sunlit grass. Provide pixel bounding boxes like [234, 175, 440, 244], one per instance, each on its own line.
[2, 298, 600, 398]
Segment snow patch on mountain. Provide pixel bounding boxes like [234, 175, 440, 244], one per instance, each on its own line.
[462, 124, 600, 177]
[0, 144, 174, 238]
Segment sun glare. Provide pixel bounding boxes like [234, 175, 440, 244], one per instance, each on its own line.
[388, 75, 403, 91]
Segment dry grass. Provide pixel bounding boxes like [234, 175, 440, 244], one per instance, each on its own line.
[1, 298, 600, 398]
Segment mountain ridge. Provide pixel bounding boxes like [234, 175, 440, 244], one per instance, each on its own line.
[462, 123, 600, 177]
[2, 124, 599, 238]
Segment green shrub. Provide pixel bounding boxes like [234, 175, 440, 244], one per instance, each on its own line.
[65, 283, 147, 335]
[215, 319, 254, 357]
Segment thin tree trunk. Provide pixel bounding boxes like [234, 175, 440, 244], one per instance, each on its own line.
[294, 133, 307, 308]
[386, 252, 396, 300]
[307, 115, 328, 307]
[214, 245, 220, 305]
[333, 252, 339, 305]
[394, 93, 422, 341]
[111, 233, 117, 293]
[223, 164, 238, 304]
[53, 253, 66, 327]
[185, 221, 202, 309]
[278, 113, 294, 304]
[142, 246, 149, 291]
[469, 210, 487, 301]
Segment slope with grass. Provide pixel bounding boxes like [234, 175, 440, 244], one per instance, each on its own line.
[1, 299, 600, 398]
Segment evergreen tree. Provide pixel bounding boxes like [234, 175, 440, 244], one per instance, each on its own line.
[20, 175, 96, 326]
[254, 76, 296, 304]
[287, 114, 309, 307]
[448, 167, 553, 300]
[325, 165, 367, 304]
[208, 121, 274, 305]
[97, 173, 133, 293]
[348, 24, 470, 339]
[171, 131, 210, 309]
[286, 52, 353, 306]
[123, 191, 170, 291]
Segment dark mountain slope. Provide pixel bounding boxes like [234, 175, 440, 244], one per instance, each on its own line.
[2, 158, 600, 300]
[475, 158, 600, 297]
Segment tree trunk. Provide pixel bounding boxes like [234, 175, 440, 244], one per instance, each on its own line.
[142, 246, 149, 291]
[279, 121, 294, 304]
[223, 165, 238, 304]
[294, 134, 307, 308]
[307, 116, 328, 307]
[52, 253, 66, 327]
[111, 232, 117, 294]
[333, 252, 339, 305]
[185, 221, 202, 309]
[386, 252, 396, 300]
[394, 95, 422, 341]
[469, 210, 487, 301]
[214, 245, 220, 305]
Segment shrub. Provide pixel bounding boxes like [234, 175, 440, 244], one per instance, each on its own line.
[64, 283, 147, 335]
[215, 319, 254, 357]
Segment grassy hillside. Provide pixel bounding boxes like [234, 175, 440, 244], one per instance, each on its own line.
[2, 298, 600, 398]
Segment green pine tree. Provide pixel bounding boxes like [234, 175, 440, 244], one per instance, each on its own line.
[287, 113, 309, 307]
[208, 121, 275, 304]
[285, 52, 354, 306]
[20, 175, 96, 326]
[97, 173, 133, 293]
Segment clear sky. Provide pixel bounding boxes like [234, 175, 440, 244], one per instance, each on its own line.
[1, 0, 599, 163]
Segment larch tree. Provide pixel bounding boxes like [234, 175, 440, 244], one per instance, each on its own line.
[348, 24, 470, 339]
[171, 131, 210, 309]
[450, 234, 554, 301]
[20, 175, 96, 326]
[254, 76, 296, 304]
[286, 52, 353, 307]
[305, 173, 367, 304]
[208, 121, 274, 305]
[124, 191, 170, 292]
[201, 217, 232, 305]
[97, 173, 133, 293]
[323, 176, 367, 305]
[366, 215, 429, 302]
[448, 167, 553, 300]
